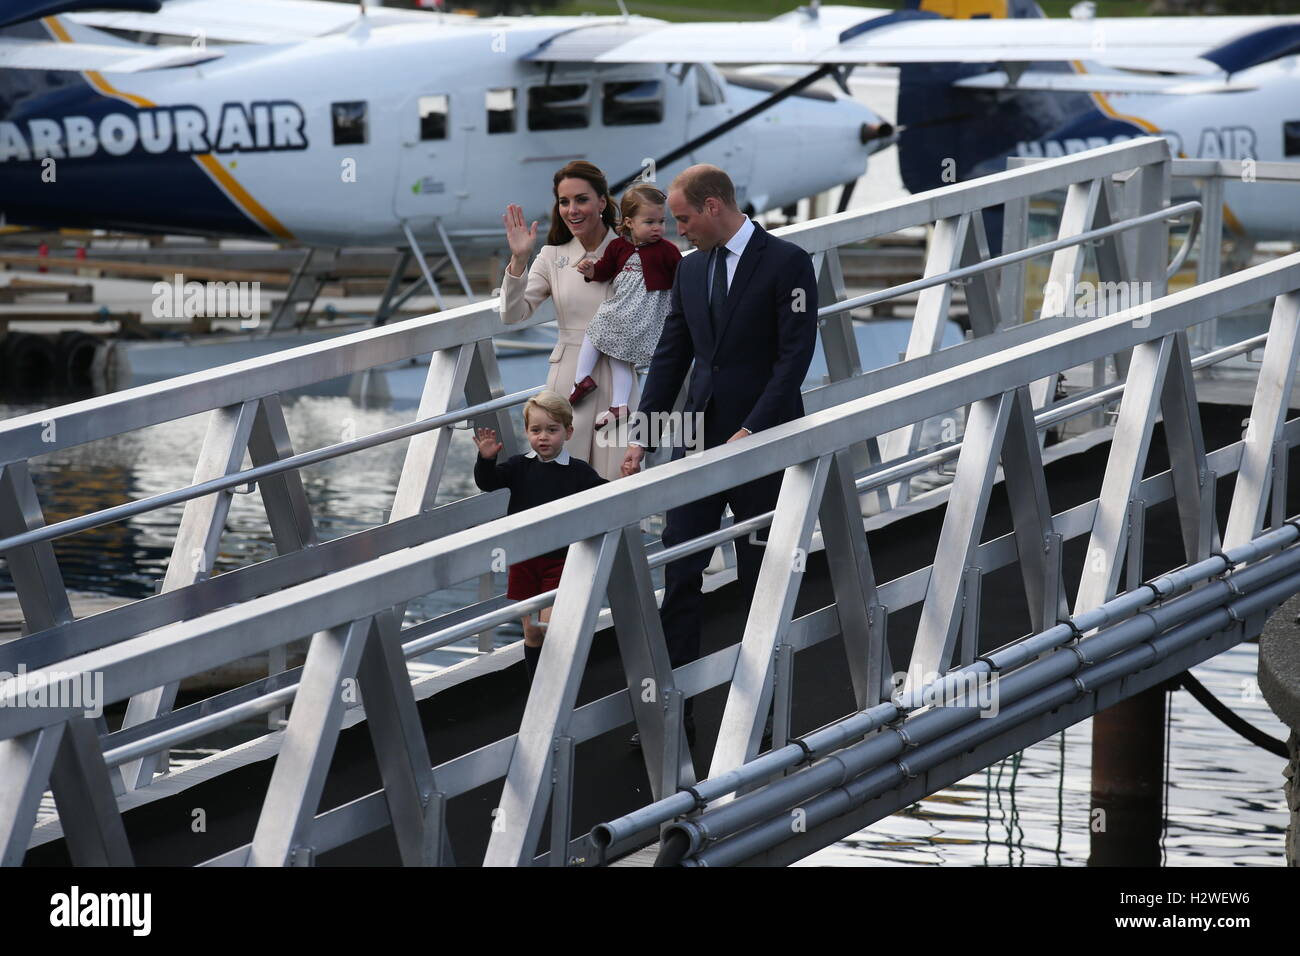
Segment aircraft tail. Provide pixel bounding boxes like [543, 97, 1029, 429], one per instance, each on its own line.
[893, 0, 1096, 195]
[0, 20, 86, 122]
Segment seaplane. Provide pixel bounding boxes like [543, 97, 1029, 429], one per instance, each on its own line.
[1, 0, 1297, 393]
[0, 0, 892, 313]
[3, 0, 1300, 296]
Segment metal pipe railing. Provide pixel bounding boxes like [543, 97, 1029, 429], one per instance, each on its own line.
[819, 201, 1201, 318]
[10, 267, 1289, 858]
[592, 519, 1300, 850]
[0, 384, 545, 554]
[11, 137, 1293, 867]
[683, 558, 1300, 866]
[0, 138, 1190, 686]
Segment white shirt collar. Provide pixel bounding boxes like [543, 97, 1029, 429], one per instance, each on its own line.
[567, 227, 617, 258]
[526, 448, 571, 465]
[722, 217, 755, 261]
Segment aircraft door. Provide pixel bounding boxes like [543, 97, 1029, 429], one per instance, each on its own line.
[393, 87, 466, 226]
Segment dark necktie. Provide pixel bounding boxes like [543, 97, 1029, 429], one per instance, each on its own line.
[709, 245, 729, 337]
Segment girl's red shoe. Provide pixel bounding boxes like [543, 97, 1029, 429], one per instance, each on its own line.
[596, 405, 629, 429]
[568, 375, 597, 405]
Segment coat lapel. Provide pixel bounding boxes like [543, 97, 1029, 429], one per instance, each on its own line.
[712, 220, 767, 350]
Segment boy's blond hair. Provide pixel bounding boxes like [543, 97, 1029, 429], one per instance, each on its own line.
[523, 390, 574, 429]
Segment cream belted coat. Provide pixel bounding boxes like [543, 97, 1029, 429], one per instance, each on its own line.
[499, 227, 638, 481]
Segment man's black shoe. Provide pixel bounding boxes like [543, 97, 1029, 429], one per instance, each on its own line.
[630, 715, 696, 749]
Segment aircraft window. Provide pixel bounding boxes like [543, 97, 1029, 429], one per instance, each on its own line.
[419, 95, 449, 140]
[527, 84, 589, 131]
[696, 67, 724, 106]
[487, 87, 516, 134]
[1285, 121, 1300, 157]
[331, 101, 367, 146]
[603, 80, 663, 126]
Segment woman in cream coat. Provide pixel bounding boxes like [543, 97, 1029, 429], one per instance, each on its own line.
[500, 161, 636, 482]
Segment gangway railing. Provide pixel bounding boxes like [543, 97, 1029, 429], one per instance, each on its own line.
[602, 519, 1300, 866]
[1174, 157, 1300, 353]
[0, 137, 1187, 799]
[1010, 153, 1300, 356]
[2, 237, 1298, 865]
[29, 326, 1263, 783]
[11, 136, 1297, 864]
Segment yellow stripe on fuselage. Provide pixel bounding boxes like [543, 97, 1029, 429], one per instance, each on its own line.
[1070, 60, 1161, 134]
[1068, 60, 1247, 237]
[919, 0, 1008, 19]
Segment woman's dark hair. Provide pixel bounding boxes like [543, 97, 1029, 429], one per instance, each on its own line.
[616, 183, 667, 239]
[546, 160, 617, 246]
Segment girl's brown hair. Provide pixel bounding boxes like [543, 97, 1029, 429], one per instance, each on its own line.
[546, 160, 618, 246]
[616, 183, 667, 239]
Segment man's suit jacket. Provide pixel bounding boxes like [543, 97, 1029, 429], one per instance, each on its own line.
[638, 220, 818, 450]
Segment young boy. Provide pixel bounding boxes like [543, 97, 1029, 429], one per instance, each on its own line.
[472, 390, 607, 685]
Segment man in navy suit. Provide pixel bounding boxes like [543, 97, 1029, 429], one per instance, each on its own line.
[621, 165, 817, 733]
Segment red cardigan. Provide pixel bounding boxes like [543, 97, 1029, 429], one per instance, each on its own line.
[583, 236, 682, 292]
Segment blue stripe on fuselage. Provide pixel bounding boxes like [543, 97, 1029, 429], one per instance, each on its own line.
[1, 78, 270, 238]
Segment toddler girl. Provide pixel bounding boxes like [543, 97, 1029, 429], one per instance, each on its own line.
[571, 183, 682, 428]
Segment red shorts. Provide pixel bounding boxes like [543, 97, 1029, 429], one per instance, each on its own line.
[507, 554, 567, 601]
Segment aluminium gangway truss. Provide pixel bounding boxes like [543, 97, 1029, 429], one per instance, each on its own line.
[2, 137, 1299, 865]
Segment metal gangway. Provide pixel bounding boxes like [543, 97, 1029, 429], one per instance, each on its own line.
[2, 137, 1299, 866]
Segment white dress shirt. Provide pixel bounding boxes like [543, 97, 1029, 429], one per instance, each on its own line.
[525, 448, 571, 465]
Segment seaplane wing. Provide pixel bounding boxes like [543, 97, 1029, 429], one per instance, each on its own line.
[0, 33, 221, 71]
[65, 0, 436, 44]
[14, 1, 1297, 88]
[951, 70, 1258, 96]
[526, 7, 1299, 76]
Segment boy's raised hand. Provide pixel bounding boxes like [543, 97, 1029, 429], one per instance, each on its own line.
[473, 427, 503, 459]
